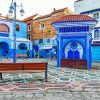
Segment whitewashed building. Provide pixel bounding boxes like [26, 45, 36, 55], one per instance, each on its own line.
[74, 0, 100, 61]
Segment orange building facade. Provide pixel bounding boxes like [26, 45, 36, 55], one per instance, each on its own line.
[24, 7, 73, 41]
[24, 14, 38, 41]
[33, 7, 73, 40]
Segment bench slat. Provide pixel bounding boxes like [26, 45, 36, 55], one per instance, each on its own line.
[0, 63, 23, 70]
[24, 63, 46, 70]
[0, 70, 45, 73]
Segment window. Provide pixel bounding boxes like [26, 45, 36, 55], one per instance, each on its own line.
[27, 24, 31, 31]
[16, 24, 20, 31]
[40, 23, 45, 29]
[39, 39, 43, 44]
[27, 35, 31, 40]
[93, 13, 99, 19]
[94, 30, 100, 40]
[47, 39, 50, 43]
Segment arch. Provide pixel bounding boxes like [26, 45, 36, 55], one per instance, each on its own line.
[18, 43, 27, 50]
[74, 50, 80, 59]
[0, 24, 10, 32]
[0, 42, 9, 57]
[64, 41, 83, 59]
[68, 50, 73, 59]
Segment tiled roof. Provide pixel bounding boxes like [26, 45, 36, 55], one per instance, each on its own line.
[0, 15, 7, 19]
[34, 14, 51, 20]
[0, 15, 25, 22]
[23, 14, 38, 21]
[51, 7, 73, 14]
[33, 7, 73, 21]
[53, 15, 97, 23]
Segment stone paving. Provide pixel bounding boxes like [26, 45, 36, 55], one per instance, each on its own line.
[0, 58, 100, 83]
[0, 58, 100, 100]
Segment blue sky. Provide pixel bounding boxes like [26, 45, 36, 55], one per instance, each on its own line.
[0, 0, 75, 19]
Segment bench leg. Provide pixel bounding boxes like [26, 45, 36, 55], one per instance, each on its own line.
[0, 73, 2, 80]
[45, 63, 48, 82]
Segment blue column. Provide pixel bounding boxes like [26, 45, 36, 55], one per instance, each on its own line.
[57, 34, 62, 67]
[89, 40, 92, 69]
[86, 33, 92, 69]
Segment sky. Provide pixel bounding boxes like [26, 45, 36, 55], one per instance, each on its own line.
[0, 0, 75, 19]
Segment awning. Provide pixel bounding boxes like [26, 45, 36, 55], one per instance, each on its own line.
[11, 38, 32, 42]
[40, 45, 53, 50]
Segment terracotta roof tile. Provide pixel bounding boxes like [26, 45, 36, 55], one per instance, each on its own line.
[33, 14, 51, 21]
[33, 7, 73, 21]
[51, 7, 73, 14]
[0, 15, 7, 19]
[23, 14, 38, 21]
[53, 14, 97, 23]
[51, 7, 67, 14]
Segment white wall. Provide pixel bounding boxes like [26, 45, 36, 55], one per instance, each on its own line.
[74, 0, 100, 41]
[74, 0, 100, 14]
[0, 19, 13, 38]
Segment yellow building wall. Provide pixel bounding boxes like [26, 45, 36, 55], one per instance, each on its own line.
[33, 8, 73, 40]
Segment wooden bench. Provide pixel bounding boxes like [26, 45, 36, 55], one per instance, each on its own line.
[0, 62, 48, 82]
[16, 54, 28, 58]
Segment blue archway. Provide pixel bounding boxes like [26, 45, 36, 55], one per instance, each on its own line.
[65, 41, 83, 59]
[18, 43, 27, 54]
[18, 43, 27, 50]
[0, 42, 9, 57]
[68, 50, 73, 59]
[74, 50, 80, 59]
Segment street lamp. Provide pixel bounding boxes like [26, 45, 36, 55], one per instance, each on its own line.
[8, 0, 25, 63]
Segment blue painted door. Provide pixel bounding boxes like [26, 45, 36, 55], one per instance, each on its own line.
[74, 50, 80, 59]
[0, 42, 9, 57]
[68, 50, 73, 59]
[68, 50, 80, 59]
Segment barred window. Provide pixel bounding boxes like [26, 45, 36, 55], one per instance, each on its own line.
[27, 24, 31, 31]
[94, 30, 100, 40]
[16, 24, 20, 31]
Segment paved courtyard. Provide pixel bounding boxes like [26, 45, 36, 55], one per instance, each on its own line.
[0, 58, 100, 100]
[0, 58, 100, 83]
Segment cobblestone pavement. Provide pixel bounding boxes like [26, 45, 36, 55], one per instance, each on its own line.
[0, 58, 100, 100]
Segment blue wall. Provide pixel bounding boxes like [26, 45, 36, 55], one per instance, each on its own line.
[0, 19, 33, 58]
[34, 37, 57, 58]
[92, 46, 100, 61]
[15, 22, 27, 38]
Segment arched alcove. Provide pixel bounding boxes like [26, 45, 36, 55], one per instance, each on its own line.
[65, 41, 83, 59]
[0, 42, 9, 57]
[0, 24, 10, 32]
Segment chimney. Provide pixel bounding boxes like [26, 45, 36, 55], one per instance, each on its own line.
[53, 8, 56, 11]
